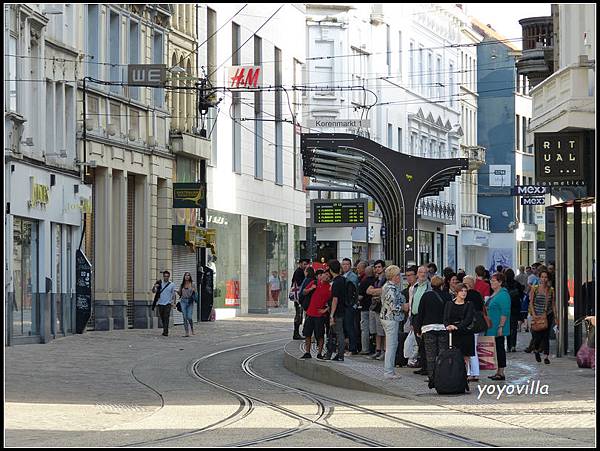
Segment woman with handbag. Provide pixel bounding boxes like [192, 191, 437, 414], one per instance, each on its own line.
[486, 272, 511, 381]
[177, 272, 198, 337]
[529, 270, 557, 364]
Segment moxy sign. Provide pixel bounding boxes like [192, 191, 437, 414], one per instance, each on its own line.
[510, 185, 549, 196]
[228, 66, 262, 89]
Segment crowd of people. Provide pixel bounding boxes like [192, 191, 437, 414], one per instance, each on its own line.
[290, 257, 560, 390]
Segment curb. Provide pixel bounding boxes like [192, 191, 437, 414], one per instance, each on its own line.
[283, 341, 411, 399]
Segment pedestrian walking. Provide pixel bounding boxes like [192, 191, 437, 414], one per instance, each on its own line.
[413, 276, 450, 385]
[529, 270, 558, 364]
[177, 272, 197, 337]
[463, 275, 485, 382]
[516, 266, 529, 287]
[486, 272, 511, 381]
[301, 270, 331, 360]
[409, 266, 432, 374]
[380, 265, 408, 379]
[328, 260, 347, 362]
[268, 271, 281, 307]
[152, 270, 177, 337]
[358, 266, 376, 355]
[291, 259, 309, 340]
[367, 260, 387, 360]
[342, 258, 360, 356]
[505, 268, 524, 352]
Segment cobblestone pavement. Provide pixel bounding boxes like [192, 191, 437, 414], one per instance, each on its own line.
[4, 315, 596, 447]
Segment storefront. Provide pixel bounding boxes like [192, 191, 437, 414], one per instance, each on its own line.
[535, 131, 596, 356]
[5, 161, 88, 345]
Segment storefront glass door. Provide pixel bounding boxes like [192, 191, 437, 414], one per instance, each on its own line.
[12, 218, 40, 337]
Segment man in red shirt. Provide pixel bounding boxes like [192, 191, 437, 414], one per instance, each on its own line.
[474, 265, 491, 299]
[302, 270, 332, 359]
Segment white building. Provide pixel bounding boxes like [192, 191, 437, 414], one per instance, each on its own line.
[303, 3, 469, 270]
[4, 4, 90, 345]
[197, 4, 307, 316]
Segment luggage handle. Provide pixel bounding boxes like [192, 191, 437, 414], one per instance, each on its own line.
[449, 330, 453, 348]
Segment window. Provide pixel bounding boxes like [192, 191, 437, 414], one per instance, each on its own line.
[7, 35, 17, 111]
[87, 95, 100, 129]
[522, 116, 527, 151]
[254, 35, 263, 179]
[386, 25, 391, 75]
[232, 23, 241, 173]
[398, 31, 402, 78]
[129, 20, 140, 100]
[207, 8, 217, 86]
[129, 109, 139, 140]
[397, 127, 402, 152]
[110, 102, 121, 135]
[314, 40, 334, 95]
[516, 114, 520, 150]
[449, 62, 455, 106]
[436, 56, 442, 99]
[153, 31, 164, 107]
[427, 52, 432, 98]
[418, 45, 424, 93]
[516, 174, 521, 223]
[46, 82, 55, 152]
[409, 42, 415, 88]
[275, 46, 283, 185]
[109, 10, 121, 93]
[387, 124, 393, 148]
[86, 5, 99, 79]
[410, 133, 416, 155]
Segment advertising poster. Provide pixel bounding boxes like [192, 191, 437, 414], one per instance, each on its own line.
[477, 336, 498, 371]
[488, 248, 513, 273]
[225, 279, 240, 307]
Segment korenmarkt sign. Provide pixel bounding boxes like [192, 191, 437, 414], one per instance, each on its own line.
[173, 183, 207, 208]
[307, 119, 370, 129]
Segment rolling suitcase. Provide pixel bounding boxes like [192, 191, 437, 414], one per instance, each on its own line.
[432, 332, 468, 395]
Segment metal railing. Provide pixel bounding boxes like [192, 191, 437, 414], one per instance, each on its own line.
[417, 198, 456, 223]
[461, 212, 491, 231]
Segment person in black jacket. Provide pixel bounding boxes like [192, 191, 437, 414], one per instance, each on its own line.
[505, 268, 524, 352]
[413, 276, 451, 383]
[358, 266, 376, 355]
[444, 283, 475, 390]
[463, 275, 485, 382]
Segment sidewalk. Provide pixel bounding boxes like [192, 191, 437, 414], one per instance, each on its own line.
[284, 331, 596, 444]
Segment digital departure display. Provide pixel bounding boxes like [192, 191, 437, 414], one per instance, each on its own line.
[311, 199, 368, 228]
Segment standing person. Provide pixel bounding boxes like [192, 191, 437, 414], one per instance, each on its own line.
[355, 261, 367, 352]
[413, 276, 451, 385]
[486, 272, 511, 380]
[547, 263, 556, 288]
[427, 263, 438, 280]
[474, 265, 491, 300]
[152, 271, 177, 337]
[505, 268, 524, 352]
[463, 275, 485, 382]
[358, 266, 376, 355]
[516, 266, 529, 287]
[379, 265, 408, 379]
[367, 260, 387, 360]
[301, 270, 331, 360]
[268, 271, 281, 307]
[398, 266, 418, 367]
[527, 263, 540, 287]
[448, 273, 459, 297]
[529, 270, 558, 364]
[177, 272, 198, 337]
[299, 267, 317, 309]
[291, 259, 309, 340]
[342, 258, 359, 356]
[443, 283, 475, 391]
[328, 260, 347, 362]
[409, 266, 432, 375]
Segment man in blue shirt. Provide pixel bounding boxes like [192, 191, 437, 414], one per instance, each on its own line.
[152, 270, 177, 336]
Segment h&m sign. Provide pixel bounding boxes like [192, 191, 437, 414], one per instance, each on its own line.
[228, 66, 262, 89]
[534, 132, 586, 186]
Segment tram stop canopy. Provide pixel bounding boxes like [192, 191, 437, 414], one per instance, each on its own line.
[301, 133, 468, 268]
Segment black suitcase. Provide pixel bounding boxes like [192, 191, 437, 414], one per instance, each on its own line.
[432, 332, 468, 395]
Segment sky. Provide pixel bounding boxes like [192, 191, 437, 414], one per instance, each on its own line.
[463, 3, 552, 50]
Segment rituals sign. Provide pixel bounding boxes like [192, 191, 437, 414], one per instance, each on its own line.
[534, 132, 586, 186]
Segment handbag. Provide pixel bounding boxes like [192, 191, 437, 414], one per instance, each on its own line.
[531, 314, 548, 332]
[176, 301, 182, 312]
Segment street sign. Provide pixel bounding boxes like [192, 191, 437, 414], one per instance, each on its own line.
[127, 64, 167, 87]
[228, 66, 262, 89]
[173, 183, 207, 208]
[489, 165, 511, 187]
[521, 197, 546, 206]
[311, 199, 368, 228]
[510, 185, 549, 196]
[307, 119, 370, 129]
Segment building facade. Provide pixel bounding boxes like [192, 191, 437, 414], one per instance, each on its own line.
[517, 4, 596, 356]
[197, 3, 307, 317]
[5, 4, 89, 345]
[473, 19, 535, 274]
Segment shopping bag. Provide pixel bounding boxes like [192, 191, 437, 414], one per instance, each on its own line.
[477, 336, 498, 371]
[403, 330, 419, 359]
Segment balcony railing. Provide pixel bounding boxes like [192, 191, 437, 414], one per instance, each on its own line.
[461, 213, 491, 231]
[516, 16, 555, 88]
[417, 198, 456, 224]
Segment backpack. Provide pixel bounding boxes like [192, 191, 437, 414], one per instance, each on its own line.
[345, 279, 358, 308]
